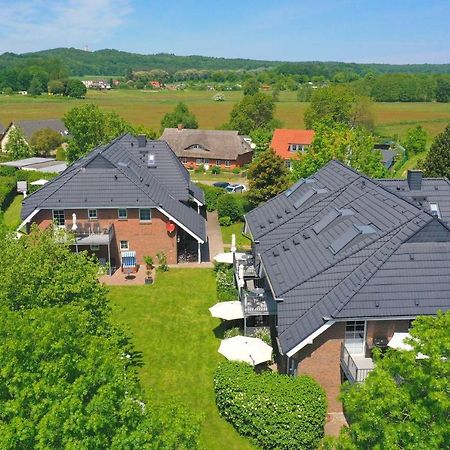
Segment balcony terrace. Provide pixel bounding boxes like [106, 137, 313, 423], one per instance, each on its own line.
[340, 342, 375, 383]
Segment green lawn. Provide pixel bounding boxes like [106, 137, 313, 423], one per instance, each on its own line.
[3, 195, 22, 230]
[220, 221, 252, 249]
[392, 151, 428, 177]
[108, 269, 254, 450]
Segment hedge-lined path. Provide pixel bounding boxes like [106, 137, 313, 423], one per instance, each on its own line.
[206, 211, 224, 259]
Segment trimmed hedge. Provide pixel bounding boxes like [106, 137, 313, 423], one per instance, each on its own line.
[217, 194, 243, 222]
[214, 362, 327, 450]
[216, 266, 238, 301]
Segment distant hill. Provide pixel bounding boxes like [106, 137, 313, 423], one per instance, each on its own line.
[0, 47, 449, 77]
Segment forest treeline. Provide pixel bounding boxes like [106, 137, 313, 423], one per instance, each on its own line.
[1, 48, 450, 102]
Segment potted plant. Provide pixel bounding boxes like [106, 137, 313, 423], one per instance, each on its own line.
[143, 255, 154, 284]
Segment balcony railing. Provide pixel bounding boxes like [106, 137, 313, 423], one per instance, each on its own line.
[234, 253, 257, 278]
[240, 288, 277, 317]
[340, 342, 374, 383]
[68, 223, 115, 245]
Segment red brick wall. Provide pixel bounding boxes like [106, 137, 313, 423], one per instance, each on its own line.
[179, 152, 253, 169]
[292, 319, 412, 413]
[294, 322, 345, 413]
[32, 208, 178, 264]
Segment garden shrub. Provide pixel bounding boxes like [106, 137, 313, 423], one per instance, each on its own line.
[216, 266, 237, 301]
[156, 251, 168, 272]
[211, 165, 221, 174]
[217, 194, 243, 222]
[224, 327, 241, 339]
[218, 216, 232, 227]
[234, 192, 252, 215]
[232, 167, 240, 174]
[253, 327, 272, 345]
[194, 164, 205, 173]
[197, 183, 224, 212]
[214, 362, 327, 450]
[55, 147, 66, 161]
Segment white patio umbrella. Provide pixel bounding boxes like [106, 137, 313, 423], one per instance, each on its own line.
[30, 178, 48, 186]
[231, 233, 236, 253]
[209, 301, 244, 321]
[71, 213, 77, 231]
[214, 252, 244, 264]
[388, 332, 412, 350]
[218, 336, 273, 366]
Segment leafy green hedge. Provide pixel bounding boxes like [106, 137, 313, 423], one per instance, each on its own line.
[197, 183, 225, 212]
[217, 194, 244, 222]
[214, 362, 327, 450]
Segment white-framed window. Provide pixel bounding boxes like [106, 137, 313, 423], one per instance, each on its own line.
[216, 159, 221, 166]
[139, 208, 152, 222]
[285, 160, 292, 170]
[52, 209, 65, 227]
[203, 158, 210, 164]
[88, 209, 98, 220]
[430, 203, 442, 219]
[118, 208, 128, 219]
[90, 244, 100, 251]
[181, 157, 188, 164]
[196, 158, 203, 164]
[120, 240, 129, 250]
[345, 321, 366, 354]
[289, 144, 298, 152]
[190, 144, 202, 149]
[225, 160, 231, 167]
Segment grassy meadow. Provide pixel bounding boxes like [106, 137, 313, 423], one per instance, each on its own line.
[1, 89, 450, 139]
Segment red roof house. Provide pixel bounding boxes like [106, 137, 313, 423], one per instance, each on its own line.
[270, 129, 315, 163]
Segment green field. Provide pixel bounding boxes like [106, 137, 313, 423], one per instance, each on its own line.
[1, 89, 450, 139]
[109, 270, 254, 450]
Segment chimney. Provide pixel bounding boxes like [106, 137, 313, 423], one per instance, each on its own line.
[407, 169, 422, 190]
[137, 135, 146, 148]
[177, 123, 184, 131]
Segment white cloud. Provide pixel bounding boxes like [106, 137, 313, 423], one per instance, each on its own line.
[0, 0, 133, 53]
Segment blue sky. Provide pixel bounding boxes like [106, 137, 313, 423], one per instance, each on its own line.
[0, 0, 449, 63]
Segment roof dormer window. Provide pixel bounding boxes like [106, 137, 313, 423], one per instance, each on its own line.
[188, 144, 204, 150]
[429, 203, 442, 219]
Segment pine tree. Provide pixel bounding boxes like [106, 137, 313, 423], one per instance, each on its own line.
[247, 148, 289, 206]
[423, 123, 450, 178]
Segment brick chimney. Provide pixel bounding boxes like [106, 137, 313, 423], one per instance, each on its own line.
[407, 169, 422, 190]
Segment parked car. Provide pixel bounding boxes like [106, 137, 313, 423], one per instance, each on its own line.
[213, 181, 231, 189]
[225, 184, 246, 193]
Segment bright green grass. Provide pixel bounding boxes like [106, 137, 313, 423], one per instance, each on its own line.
[3, 195, 22, 230]
[220, 221, 251, 249]
[190, 171, 244, 183]
[108, 269, 254, 450]
[392, 151, 428, 178]
[1, 89, 450, 139]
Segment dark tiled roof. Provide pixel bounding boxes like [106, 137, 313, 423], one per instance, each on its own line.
[161, 128, 253, 160]
[14, 119, 67, 141]
[246, 160, 450, 354]
[21, 134, 206, 242]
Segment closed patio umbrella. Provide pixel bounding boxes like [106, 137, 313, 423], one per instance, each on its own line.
[209, 301, 243, 321]
[218, 336, 272, 366]
[71, 213, 77, 231]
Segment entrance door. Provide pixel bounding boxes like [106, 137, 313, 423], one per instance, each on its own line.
[345, 321, 366, 354]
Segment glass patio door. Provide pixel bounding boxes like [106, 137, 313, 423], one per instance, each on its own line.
[345, 321, 366, 354]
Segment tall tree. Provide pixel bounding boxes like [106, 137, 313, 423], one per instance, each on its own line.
[435, 76, 450, 103]
[402, 125, 428, 155]
[160, 102, 198, 130]
[64, 104, 133, 162]
[422, 124, 450, 178]
[247, 148, 289, 206]
[5, 126, 33, 159]
[339, 311, 450, 450]
[65, 78, 87, 98]
[30, 128, 64, 156]
[243, 78, 260, 96]
[291, 123, 386, 179]
[304, 86, 374, 130]
[228, 92, 280, 135]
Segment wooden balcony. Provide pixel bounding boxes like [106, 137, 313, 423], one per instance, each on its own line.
[340, 342, 375, 383]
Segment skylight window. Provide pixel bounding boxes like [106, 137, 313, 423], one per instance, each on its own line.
[293, 186, 328, 210]
[284, 177, 316, 198]
[329, 223, 377, 255]
[429, 203, 442, 219]
[313, 208, 354, 234]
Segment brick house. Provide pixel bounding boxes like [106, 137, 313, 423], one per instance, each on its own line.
[19, 134, 206, 271]
[270, 128, 315, 169]
[235, 160, 450, 413]
[161, 128, 253, 169]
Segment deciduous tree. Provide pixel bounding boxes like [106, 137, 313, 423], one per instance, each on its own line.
[5, 126, 32, 159]
[402, 125, 428, 155]
[65, 78, 87, 98]
[160, 102, 198, 130]
[339, 311, 450, 450]
[247, 148, 289, 206]
[228, 92, 280, 135]
[291, 123, 386, 179]
[423, 123, 450, 178]
[30, 128, 64, 156]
